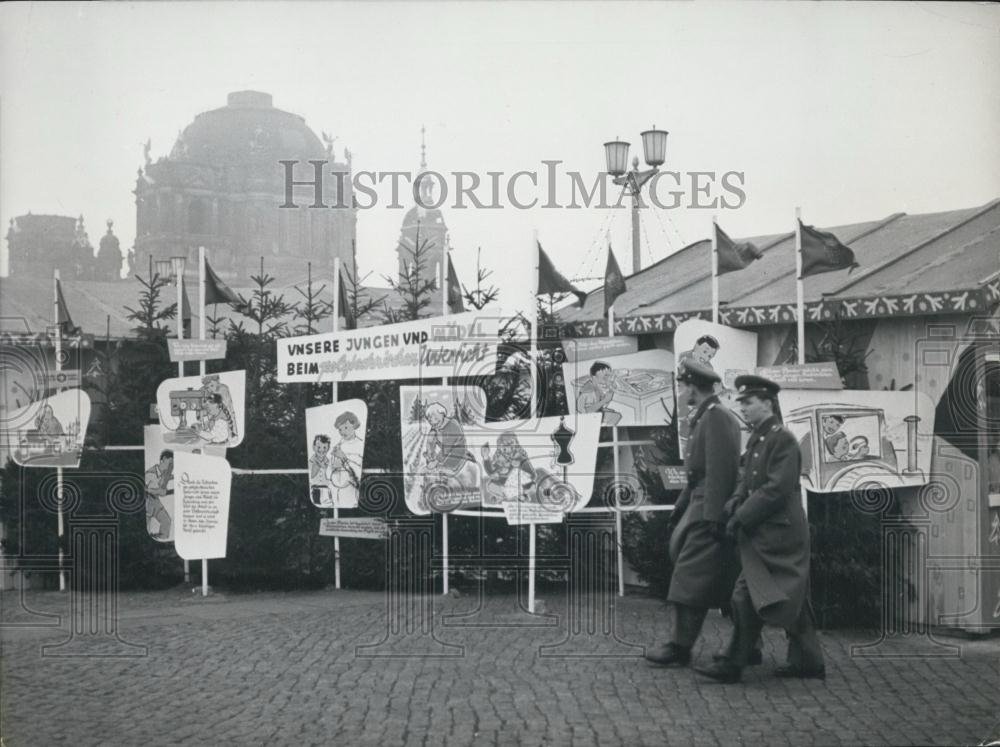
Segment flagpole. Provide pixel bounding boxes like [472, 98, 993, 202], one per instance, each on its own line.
[438, 254, 451, 597]
[795, 209, 809, 518]
[198, 247, 207, 376]
[53, 270, 66, 592]
[608, 304, 625, 598]
[197, 247, 210, 597]
[528, 231, 540, 614]
[331, 258, 342, 591]
[711, 215, 720, 325]
[795, 208, 805, 365]
[175, 259, 190, 586]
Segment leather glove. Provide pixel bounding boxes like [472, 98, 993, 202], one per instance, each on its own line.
[725, 515, 741, 540]
[724, 496, 739, 519]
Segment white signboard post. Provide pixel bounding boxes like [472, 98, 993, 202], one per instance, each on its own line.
[318, 517, 389, 539]
[174, 451, 232, 596]
[168, 339, 228, 362]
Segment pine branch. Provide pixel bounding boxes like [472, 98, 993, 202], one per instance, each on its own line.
[291, 263, 331, 336]
[124, 271, 177, 338]
[386, 222, 439, 321]
[463, 247, 501, 310]
[341, 265, 384, 326]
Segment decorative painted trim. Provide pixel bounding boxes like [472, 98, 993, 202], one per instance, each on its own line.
[563, 286, 998, 338]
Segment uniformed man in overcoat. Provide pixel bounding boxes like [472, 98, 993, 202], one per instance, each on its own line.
[696, 374, 826, 683]
[645, 360, 741, 667]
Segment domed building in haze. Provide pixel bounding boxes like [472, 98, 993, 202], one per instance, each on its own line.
[133, 91, 356, 282]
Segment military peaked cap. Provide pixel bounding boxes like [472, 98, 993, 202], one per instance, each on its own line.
[733, 374, 781, 401]
[677, 359, 721, 386]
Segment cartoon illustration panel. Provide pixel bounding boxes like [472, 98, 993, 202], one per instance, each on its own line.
[143, 425, 177, 542]
[143, 425, 226, 542]
[155, 370, 246, 449]
[305, 399, 368, 509]
[469, 412, 604, 521]
[400, 385, 602, 518]
[779, 389, 936, 494]
[562, 349, 675, 427]
[400, 386, 488, 515]
[9, 388, 91, 468]
[674, 319, 758, 450]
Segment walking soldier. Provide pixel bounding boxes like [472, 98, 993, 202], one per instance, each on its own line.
[645, 359, 742, 667]
[696, 374, 826, 683]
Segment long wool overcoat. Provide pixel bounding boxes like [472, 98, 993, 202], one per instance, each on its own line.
[729, 415, 811, 628]
[667, 396, 741, 608]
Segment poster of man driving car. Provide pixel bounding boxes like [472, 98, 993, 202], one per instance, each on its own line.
[779, 388, 936, 494]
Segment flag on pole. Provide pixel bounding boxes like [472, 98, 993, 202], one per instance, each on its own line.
[181, 283, 194, 337]
[537, 242, 587, 307]
[55, 279, 81, 336]
[447, 255, 465, 314]
[603, 245, 626, 315]
[337, 270, 356, 330]
[799, 220, 859, 277]
[715, 224, 763, 275]
[204, 257, 241, 305]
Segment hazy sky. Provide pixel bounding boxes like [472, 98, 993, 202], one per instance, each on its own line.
[1, 1, 998, 296]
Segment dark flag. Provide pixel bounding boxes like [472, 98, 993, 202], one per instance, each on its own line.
[716, 224, 763, 275]
[181, 283, 193, 337]
[799, 220, 859, 278]
[204, 257, 241, 305]
[447, 255, 465, 313]
[604, 245, 626, 315]
[55, 279, 81, 337]
[338, 270, 356, 330]
[537, 242, 587, 307]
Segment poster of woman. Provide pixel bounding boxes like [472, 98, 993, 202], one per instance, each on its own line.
[305, 399, 368, 509]
[155, 370, 246, 449]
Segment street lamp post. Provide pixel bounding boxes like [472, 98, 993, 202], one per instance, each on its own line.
[603, 127, 668, 273]
[155, 255, 190, 585]
[155, 256, 187, 344]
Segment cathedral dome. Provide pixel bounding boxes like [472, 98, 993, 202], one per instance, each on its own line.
[169, 91, 325, 164]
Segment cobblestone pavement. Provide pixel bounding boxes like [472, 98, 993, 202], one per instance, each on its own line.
[1, 587, 998, 746]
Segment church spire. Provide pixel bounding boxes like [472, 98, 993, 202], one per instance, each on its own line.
[417, 126, 434, 206]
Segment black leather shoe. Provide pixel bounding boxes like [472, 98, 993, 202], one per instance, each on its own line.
[774, 664, 826, 680]
[713, 649, 762, 666]
[694, 660, 742, 683]
[644, 643, 691, 667]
